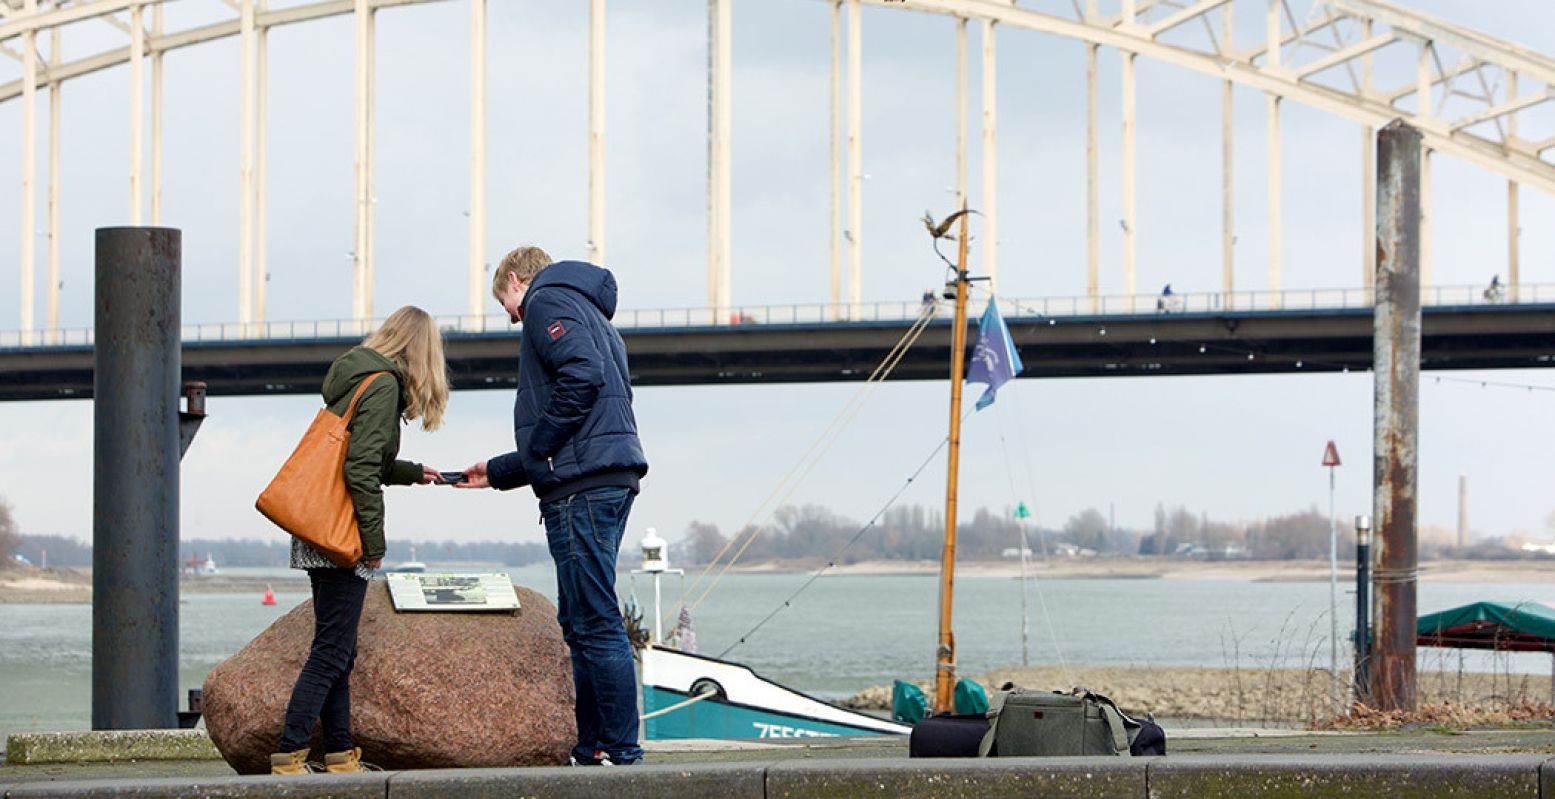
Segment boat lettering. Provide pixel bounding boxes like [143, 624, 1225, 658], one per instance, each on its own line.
[752, 722, 838, 739]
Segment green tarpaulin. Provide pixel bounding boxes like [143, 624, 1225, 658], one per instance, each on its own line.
[1416, 601, 1555, 653]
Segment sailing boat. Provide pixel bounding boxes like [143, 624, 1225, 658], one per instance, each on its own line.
[639, 208, 990, 737]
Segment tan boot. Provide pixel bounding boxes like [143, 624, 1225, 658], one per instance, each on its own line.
[324, 747, 378, 773]
[269, 748, 311, 775]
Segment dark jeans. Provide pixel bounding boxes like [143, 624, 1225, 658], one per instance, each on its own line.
[277, 567, 368, 753]
[542, 486, 642, 764]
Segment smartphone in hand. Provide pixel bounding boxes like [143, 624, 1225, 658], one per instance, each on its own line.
[437, 471, 468, 485]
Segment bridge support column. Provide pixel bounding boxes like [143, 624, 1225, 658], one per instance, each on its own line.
[981, 19, 997, 288]
[240, 0, 255, 329]
[469, 0, 487, 324]
[130, 3, 144, 225]
[589, 0, 605, 267]
[708, 0, 733, 320]
[1220, 4, 1234, 310]
[1121, 50, 1136, 311]
[152, 4, 163, 226]
[1507, 72, 1520, 302]
[846, 0, 862, 319]
[1085, 1, 1098, 312]
[1265, 0, 1281, 309]
[93, 227, 182, 730]
[1360, 18, 1376, 302]
[829, 1, 843, 318]
[955, 16, 967, 210]
[47, 25, 61, 343]
[1370, 121, 1421, 714]
[21, 0, 37, 346]
[256, 4, 269, 327]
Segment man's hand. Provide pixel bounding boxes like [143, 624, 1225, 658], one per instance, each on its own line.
[418, 465, 439, 485]
[457, 460, 492, 489]
[362, 557, 383, 569]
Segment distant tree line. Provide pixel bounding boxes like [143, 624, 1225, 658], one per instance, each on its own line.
[0, 498, 20, 563]
[673, 502, 1548, 565]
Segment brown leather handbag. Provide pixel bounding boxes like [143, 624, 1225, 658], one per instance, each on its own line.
[255, 372, 388, 567]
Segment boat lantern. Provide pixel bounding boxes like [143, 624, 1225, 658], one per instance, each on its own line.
[641, 528, 668, 573]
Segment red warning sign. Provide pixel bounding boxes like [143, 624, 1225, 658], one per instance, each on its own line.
[1321, 440, 1341, 467]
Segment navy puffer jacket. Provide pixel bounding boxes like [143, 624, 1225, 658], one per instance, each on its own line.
[486, 261, 648, 500]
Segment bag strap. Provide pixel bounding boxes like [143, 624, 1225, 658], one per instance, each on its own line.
[339, 372, 390, 427]
[1097, 702, 1133, 756]
[1082, 691, 1137, 756]
[976, 690, 1010, 757]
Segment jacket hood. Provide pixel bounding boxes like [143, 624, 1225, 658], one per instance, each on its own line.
[322, 346, 404, 405]
[525, 261, 618, 320]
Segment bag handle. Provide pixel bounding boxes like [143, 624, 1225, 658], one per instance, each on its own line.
[1097, 702, 1133, 756]
[976, 690, 1010, 757]
[338, 372, 390, 428]
[1083, 690, 1137, 756]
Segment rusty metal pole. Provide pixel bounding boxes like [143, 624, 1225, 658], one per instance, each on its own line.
[1370, 122, 1421, 713]
[93, 227, 182, 730]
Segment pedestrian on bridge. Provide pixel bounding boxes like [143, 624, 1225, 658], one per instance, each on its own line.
[458, 246, 650, 766]
[271, 306, 448, 775]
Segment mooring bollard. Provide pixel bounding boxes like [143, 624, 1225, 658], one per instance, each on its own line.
[92, 227, 182, 730]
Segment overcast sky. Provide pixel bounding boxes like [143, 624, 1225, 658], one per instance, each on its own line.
[2, 0, 1554, 554]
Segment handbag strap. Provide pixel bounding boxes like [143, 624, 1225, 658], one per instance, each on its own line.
[976, 690, 1010, 757]
[338, 371, 390, 427]
[1083, 690, 1138, 756]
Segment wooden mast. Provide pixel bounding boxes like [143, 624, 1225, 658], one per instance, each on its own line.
[934, 210, 973, 714]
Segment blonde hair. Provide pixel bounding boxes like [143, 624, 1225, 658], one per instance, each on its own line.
[491, 245, 553, 300]
[362, 306, 449, 432]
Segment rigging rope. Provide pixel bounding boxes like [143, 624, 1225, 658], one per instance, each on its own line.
[684, 300, 941, 613]
[716, 410, 969, 659]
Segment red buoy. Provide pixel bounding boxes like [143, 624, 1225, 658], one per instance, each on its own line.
[262, 584, 277, 606]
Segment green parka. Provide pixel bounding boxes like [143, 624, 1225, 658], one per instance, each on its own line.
[323, 346, 424, 560]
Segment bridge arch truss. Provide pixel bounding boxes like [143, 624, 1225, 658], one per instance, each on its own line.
[4, 0, 1554, 340]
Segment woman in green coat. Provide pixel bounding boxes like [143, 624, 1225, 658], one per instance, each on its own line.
[271, 306, 448, 775]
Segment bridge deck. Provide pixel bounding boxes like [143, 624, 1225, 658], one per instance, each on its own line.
[2, 304, 1552, 401]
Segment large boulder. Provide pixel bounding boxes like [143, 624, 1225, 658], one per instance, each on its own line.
[202, 581, 575, 774]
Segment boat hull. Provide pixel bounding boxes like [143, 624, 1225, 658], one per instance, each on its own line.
[640, 645, 909, 740]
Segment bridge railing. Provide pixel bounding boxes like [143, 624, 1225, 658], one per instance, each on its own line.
[2, 283, 1546, 349]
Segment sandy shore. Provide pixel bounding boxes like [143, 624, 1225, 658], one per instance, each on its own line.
[844, 664, 1555, 724]
[4, 557, 1553, 603]
[0, 567, 308, 604]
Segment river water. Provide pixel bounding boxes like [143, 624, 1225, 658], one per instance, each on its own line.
[3, 565, 1551, 742]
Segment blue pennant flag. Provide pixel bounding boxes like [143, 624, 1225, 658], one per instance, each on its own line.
[967, 298, 1024, 411]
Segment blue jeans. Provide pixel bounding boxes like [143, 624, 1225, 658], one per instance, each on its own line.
[541, 486, 642, 764]
[277, 568, 367, 753]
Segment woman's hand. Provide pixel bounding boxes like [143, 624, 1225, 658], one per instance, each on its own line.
[362, 557, 383, 569]
[456, 460, 492, 489]
[417, 464, 439, 485]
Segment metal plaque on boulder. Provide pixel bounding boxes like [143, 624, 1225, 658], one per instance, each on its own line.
[386, 572, 520, 613]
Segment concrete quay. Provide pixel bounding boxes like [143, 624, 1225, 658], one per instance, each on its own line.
[3, 727, 1554, 797]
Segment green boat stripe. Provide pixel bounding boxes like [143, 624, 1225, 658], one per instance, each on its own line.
[645, 685, 906, 736]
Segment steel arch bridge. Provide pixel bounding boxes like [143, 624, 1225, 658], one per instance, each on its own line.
[4, 0, 1555, 343]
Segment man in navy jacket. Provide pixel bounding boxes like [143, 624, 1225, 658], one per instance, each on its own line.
[461, 245, 649, 766]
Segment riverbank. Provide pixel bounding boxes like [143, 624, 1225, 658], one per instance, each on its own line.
[844, 664, 1555, 724]
[0, 565, 308, 604]
[738, 557, 1555, 584]
[5, 557, 1555, 602]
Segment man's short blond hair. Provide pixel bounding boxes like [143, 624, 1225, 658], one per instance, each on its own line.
[492, 246, 553, 300]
